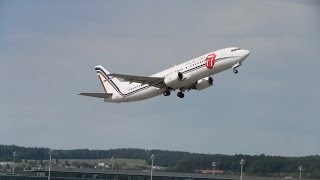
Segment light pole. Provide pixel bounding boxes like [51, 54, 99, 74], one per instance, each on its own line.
[111, 156, 114, 171]
[48, 149, 53, 180]
[240, 159, 245, 180]
[150, 154, 155, 180]
[212, 162, 216, 175]
[12, 151, 17, 175]
[298, 166, 303, 179]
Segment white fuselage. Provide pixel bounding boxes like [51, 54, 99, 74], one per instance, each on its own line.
[104, 47, 250, 103]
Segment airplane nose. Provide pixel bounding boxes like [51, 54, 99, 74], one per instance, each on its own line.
[243, 49, 250, 58]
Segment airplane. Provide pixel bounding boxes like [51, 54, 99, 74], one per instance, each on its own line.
[79, 47, 250, 103]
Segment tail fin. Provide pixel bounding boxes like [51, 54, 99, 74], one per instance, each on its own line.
[94, 65, 127, 96]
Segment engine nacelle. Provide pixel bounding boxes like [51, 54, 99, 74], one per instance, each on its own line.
[164, 72, 184, 88]
[195, 77, 214, 90]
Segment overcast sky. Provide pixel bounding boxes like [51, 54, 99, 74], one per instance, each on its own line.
[1, 0, 319, 156]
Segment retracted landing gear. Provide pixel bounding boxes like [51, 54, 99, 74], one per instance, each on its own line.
[177, 91, 184, 98]
[163, 90, 171, 96]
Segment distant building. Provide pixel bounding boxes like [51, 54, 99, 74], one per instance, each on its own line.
[98, 163, 105, 167]
[97, 163, 110, 168]
[0, 162, 13, 166]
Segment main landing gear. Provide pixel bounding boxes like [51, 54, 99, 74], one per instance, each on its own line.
[177, 91, 184, 98]
[163, 90, 171, 96]
[163, 90, 184, 98]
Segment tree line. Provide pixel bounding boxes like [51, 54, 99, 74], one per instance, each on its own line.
[0, 145, 319, 178]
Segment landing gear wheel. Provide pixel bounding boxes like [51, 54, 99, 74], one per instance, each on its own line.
[163, 90, 171, 96]
[233, 69, 238, 74]
[177, 92, 184, 98]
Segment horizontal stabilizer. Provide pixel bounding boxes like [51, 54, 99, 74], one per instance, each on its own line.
[79, 93, 112, 98]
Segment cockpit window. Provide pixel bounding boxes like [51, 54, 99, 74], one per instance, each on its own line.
[231, 48, 241, 52]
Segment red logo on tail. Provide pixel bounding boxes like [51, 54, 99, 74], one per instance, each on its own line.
[205, 53, 216, 69]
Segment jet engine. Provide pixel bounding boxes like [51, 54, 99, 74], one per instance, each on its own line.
[195, 77, 214, 90]
[164, 72, 184, 89]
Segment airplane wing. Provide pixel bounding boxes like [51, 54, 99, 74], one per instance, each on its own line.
[110, 73, 164, 88]
[79, 93, 113, 98]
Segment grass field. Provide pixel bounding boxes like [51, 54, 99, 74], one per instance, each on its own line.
[59, 158, 147, 168]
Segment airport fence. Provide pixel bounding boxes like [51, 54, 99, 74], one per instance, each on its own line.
[0, 174, 94, 180]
